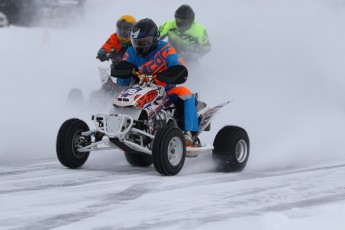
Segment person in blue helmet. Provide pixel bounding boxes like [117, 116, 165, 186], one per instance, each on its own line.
[111, 18, 198, 145]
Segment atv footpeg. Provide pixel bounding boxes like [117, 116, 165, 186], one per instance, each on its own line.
[185, 145, 214, 157]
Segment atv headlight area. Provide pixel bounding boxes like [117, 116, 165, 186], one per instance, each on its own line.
[92, 114, 134, 138]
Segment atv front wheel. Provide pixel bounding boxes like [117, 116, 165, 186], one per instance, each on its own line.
[212, 126, 249, 172]
[56, 118, 90, 169]
[152, 127, 186, 176]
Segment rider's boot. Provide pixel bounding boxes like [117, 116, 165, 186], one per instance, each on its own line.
[184, 131, 193, 146]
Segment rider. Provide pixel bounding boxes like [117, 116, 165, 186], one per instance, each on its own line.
[159, 5, 211, 65]
[97, 15, 136, 90]
[112, 18, 199, 146]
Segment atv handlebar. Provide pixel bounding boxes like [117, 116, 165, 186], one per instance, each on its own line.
[96, 52, 113, 60]
[134, 71, 157, 86]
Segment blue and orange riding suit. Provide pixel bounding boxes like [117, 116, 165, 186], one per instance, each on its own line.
[112, 40, 199, 132]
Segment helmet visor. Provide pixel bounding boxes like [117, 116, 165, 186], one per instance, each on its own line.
[116, 20, 133, 38]
[131, 36, 154, 48]
[176, 17, 193, 28]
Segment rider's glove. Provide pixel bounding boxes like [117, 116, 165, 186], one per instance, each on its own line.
[157, 65, 188, 84]
[109, 53, 124, 64]
[97, 49, 109, 62]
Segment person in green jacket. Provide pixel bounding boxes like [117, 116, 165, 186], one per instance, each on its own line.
[159, 5, 211, 65]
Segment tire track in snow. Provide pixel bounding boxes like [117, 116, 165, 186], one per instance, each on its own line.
[1, 159, 345, 229]
[157, 163, 345, 191]
[12, 183, 159, 230]
[0, 159, 154, 194]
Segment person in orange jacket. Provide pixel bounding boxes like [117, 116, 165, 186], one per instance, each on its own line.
[96, 15, 136, 91]
[97, 15, 136, 63]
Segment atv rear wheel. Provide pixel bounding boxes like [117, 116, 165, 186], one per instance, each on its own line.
[67, 88, 84, 105]
[56, 118, 90, 169]
[213, 126, 249, 172]
[124, 151, 153, 167]
[152, 127, 186, 176]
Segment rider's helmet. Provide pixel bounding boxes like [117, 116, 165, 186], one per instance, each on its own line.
[174, 5, 195, 31]
[116, 15, 136, 45]
[129, 18, 160, 56]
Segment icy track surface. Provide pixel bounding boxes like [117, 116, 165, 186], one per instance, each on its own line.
[1, 158, 345, 230]
[1, 0, 345, 229]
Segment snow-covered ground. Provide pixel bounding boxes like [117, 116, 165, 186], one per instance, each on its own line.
[1, 0, 345, 229]
[1, 159, 345, 230]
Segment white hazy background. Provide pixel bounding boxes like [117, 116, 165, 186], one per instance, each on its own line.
[1, 0, 345, 172]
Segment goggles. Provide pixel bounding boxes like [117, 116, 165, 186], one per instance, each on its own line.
[131, 36, 154, 48]
[116, 20, 133, 38]
[175, 17, 193, 28]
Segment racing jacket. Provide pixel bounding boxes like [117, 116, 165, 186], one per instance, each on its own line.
[99, 33, 130, 62]
[112, 40, 199, 132]
[159, 20, 211, 57]
[113, 40, 188, 87]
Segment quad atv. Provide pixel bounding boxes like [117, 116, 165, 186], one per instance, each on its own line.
[57, 72, 250, 175]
